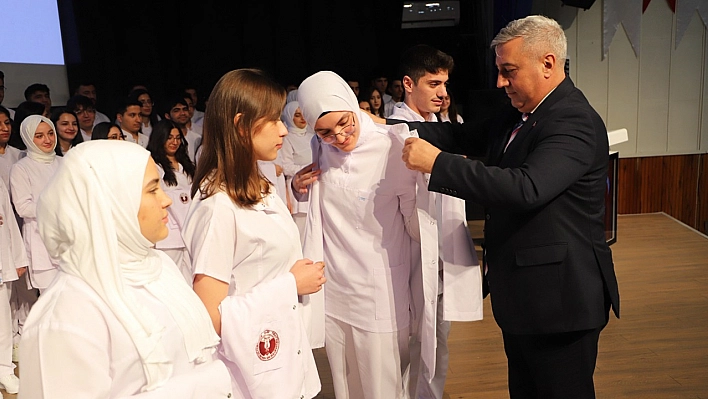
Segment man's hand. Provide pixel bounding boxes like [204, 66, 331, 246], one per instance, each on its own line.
[402, 137, 441, 174]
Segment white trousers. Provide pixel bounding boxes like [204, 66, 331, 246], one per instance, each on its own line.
[0, 283, 16, 375]
[10, 274, 37, 345]
[407, 293, 450, 399]
[325, 315, 409, 399]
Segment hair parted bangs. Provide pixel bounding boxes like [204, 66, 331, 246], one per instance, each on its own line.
[192, 68, 286, 208]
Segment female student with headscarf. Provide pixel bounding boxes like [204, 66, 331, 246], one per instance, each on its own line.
[19, 140, 232, 398]
[9, 115, 62, 292]
[182, 68, 325, 399]
[279, 101, 313, 243]
[147, 119, 195, 283]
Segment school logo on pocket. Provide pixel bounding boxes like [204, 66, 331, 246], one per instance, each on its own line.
[256, 329, 280, 361]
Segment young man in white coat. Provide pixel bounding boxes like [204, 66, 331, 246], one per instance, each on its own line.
[390, 45, 483, 399]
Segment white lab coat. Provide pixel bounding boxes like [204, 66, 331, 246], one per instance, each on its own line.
[0, 179, 26, 284]
[280, 130, 314, 214]
[257, 158, 288, 208]
[389, 102, 483, 386]
[19, 272, 233, 398]
[184, 127, 201, 163]
[183, 190, 321, 399]
[155, 165, 192, 282]
[9, 156, 61, 289]
[0, 146, 22, 188]
[0, 179, 27, 375]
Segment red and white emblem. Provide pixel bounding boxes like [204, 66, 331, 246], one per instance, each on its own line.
[180, 193, 189, 204]
[256, 329, 280, 361]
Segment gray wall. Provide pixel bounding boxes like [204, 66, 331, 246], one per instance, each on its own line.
[534, 0, 707, 158]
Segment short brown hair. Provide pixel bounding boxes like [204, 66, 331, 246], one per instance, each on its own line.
[192, 69, 286, 208]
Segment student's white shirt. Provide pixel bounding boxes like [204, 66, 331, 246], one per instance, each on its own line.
[304, 122, 417, 334]
[281, 130, 314, 214]
[19, 272, 233, 398]
[156, 164, 191, 250]
[0, 179, 27, 284]
[121, 129, 149, 148]
[94, 111, 110, 124]
[184, 127, 201, 163]
[80, 129, 92, 142]
[141, 123, 153, 138]
[383, 93, 393, 104]
[9, 156, 61, 289]
[183, 189, 320, 398]
[439, 113, 464, 124]
[384, 100, 400, 117]
[0, 145, 23, 188]
[191, 110, 204, 127]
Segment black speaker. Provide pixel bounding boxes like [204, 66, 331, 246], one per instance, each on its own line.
[561, 0, 596, 10]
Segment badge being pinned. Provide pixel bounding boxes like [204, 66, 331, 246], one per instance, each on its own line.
[256, 329, 280, 361]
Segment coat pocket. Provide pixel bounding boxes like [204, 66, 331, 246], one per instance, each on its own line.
[515, 243, 568, 267]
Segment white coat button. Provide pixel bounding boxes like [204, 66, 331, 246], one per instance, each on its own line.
[293, 305, 297, 310]
[297, 349, 301, 355]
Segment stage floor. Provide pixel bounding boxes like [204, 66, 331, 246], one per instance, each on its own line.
[312, 213, 708, 398]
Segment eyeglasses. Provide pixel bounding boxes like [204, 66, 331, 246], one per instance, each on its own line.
[139, 100, 154, 106]
[318, 112, 356, 145]
[75, 108, 96, 115]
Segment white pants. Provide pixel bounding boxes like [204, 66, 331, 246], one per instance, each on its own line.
[10, 274, 37, 345]
[407, 293, 450, 399]
[325, 315, 409, 399]
[160, 248, 192, 286]
[0, 283, 16, 375]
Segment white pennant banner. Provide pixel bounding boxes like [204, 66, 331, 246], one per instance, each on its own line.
[603, 0, 643, 59]
[675, 0, 708, 49]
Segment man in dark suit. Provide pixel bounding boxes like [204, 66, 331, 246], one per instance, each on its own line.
[400, 15, 620, 399]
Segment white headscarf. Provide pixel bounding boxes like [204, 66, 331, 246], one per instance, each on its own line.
[297, 71, 376, 143]
[20, 115, 57, 164]
[36, 141, 219, 392]
[281, 101, 307, 135]
[286, 89, 299, 104]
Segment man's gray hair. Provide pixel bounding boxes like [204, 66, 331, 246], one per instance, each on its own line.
[490, 15, 567, 63]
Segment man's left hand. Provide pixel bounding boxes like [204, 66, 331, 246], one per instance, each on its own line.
[402, 137, 441, 174]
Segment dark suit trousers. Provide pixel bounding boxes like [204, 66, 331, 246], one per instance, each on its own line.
[501, 326, 604, 399]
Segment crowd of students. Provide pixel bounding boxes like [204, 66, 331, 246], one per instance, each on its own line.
[1, 50, 472, 398]
[0, 14, 617, 399]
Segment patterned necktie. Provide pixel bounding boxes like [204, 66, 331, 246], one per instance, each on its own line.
[504, 113, 529, 152]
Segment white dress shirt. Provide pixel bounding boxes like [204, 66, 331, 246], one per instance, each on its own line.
[304, 122, 417, 334]
[121, 129, 149, 148]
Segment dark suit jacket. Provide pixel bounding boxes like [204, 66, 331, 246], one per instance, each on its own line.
[414, 77, 620, 335]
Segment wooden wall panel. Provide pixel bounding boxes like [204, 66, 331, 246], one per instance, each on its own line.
[618, 154, 706, 234]
[698, 155, 708, 233]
